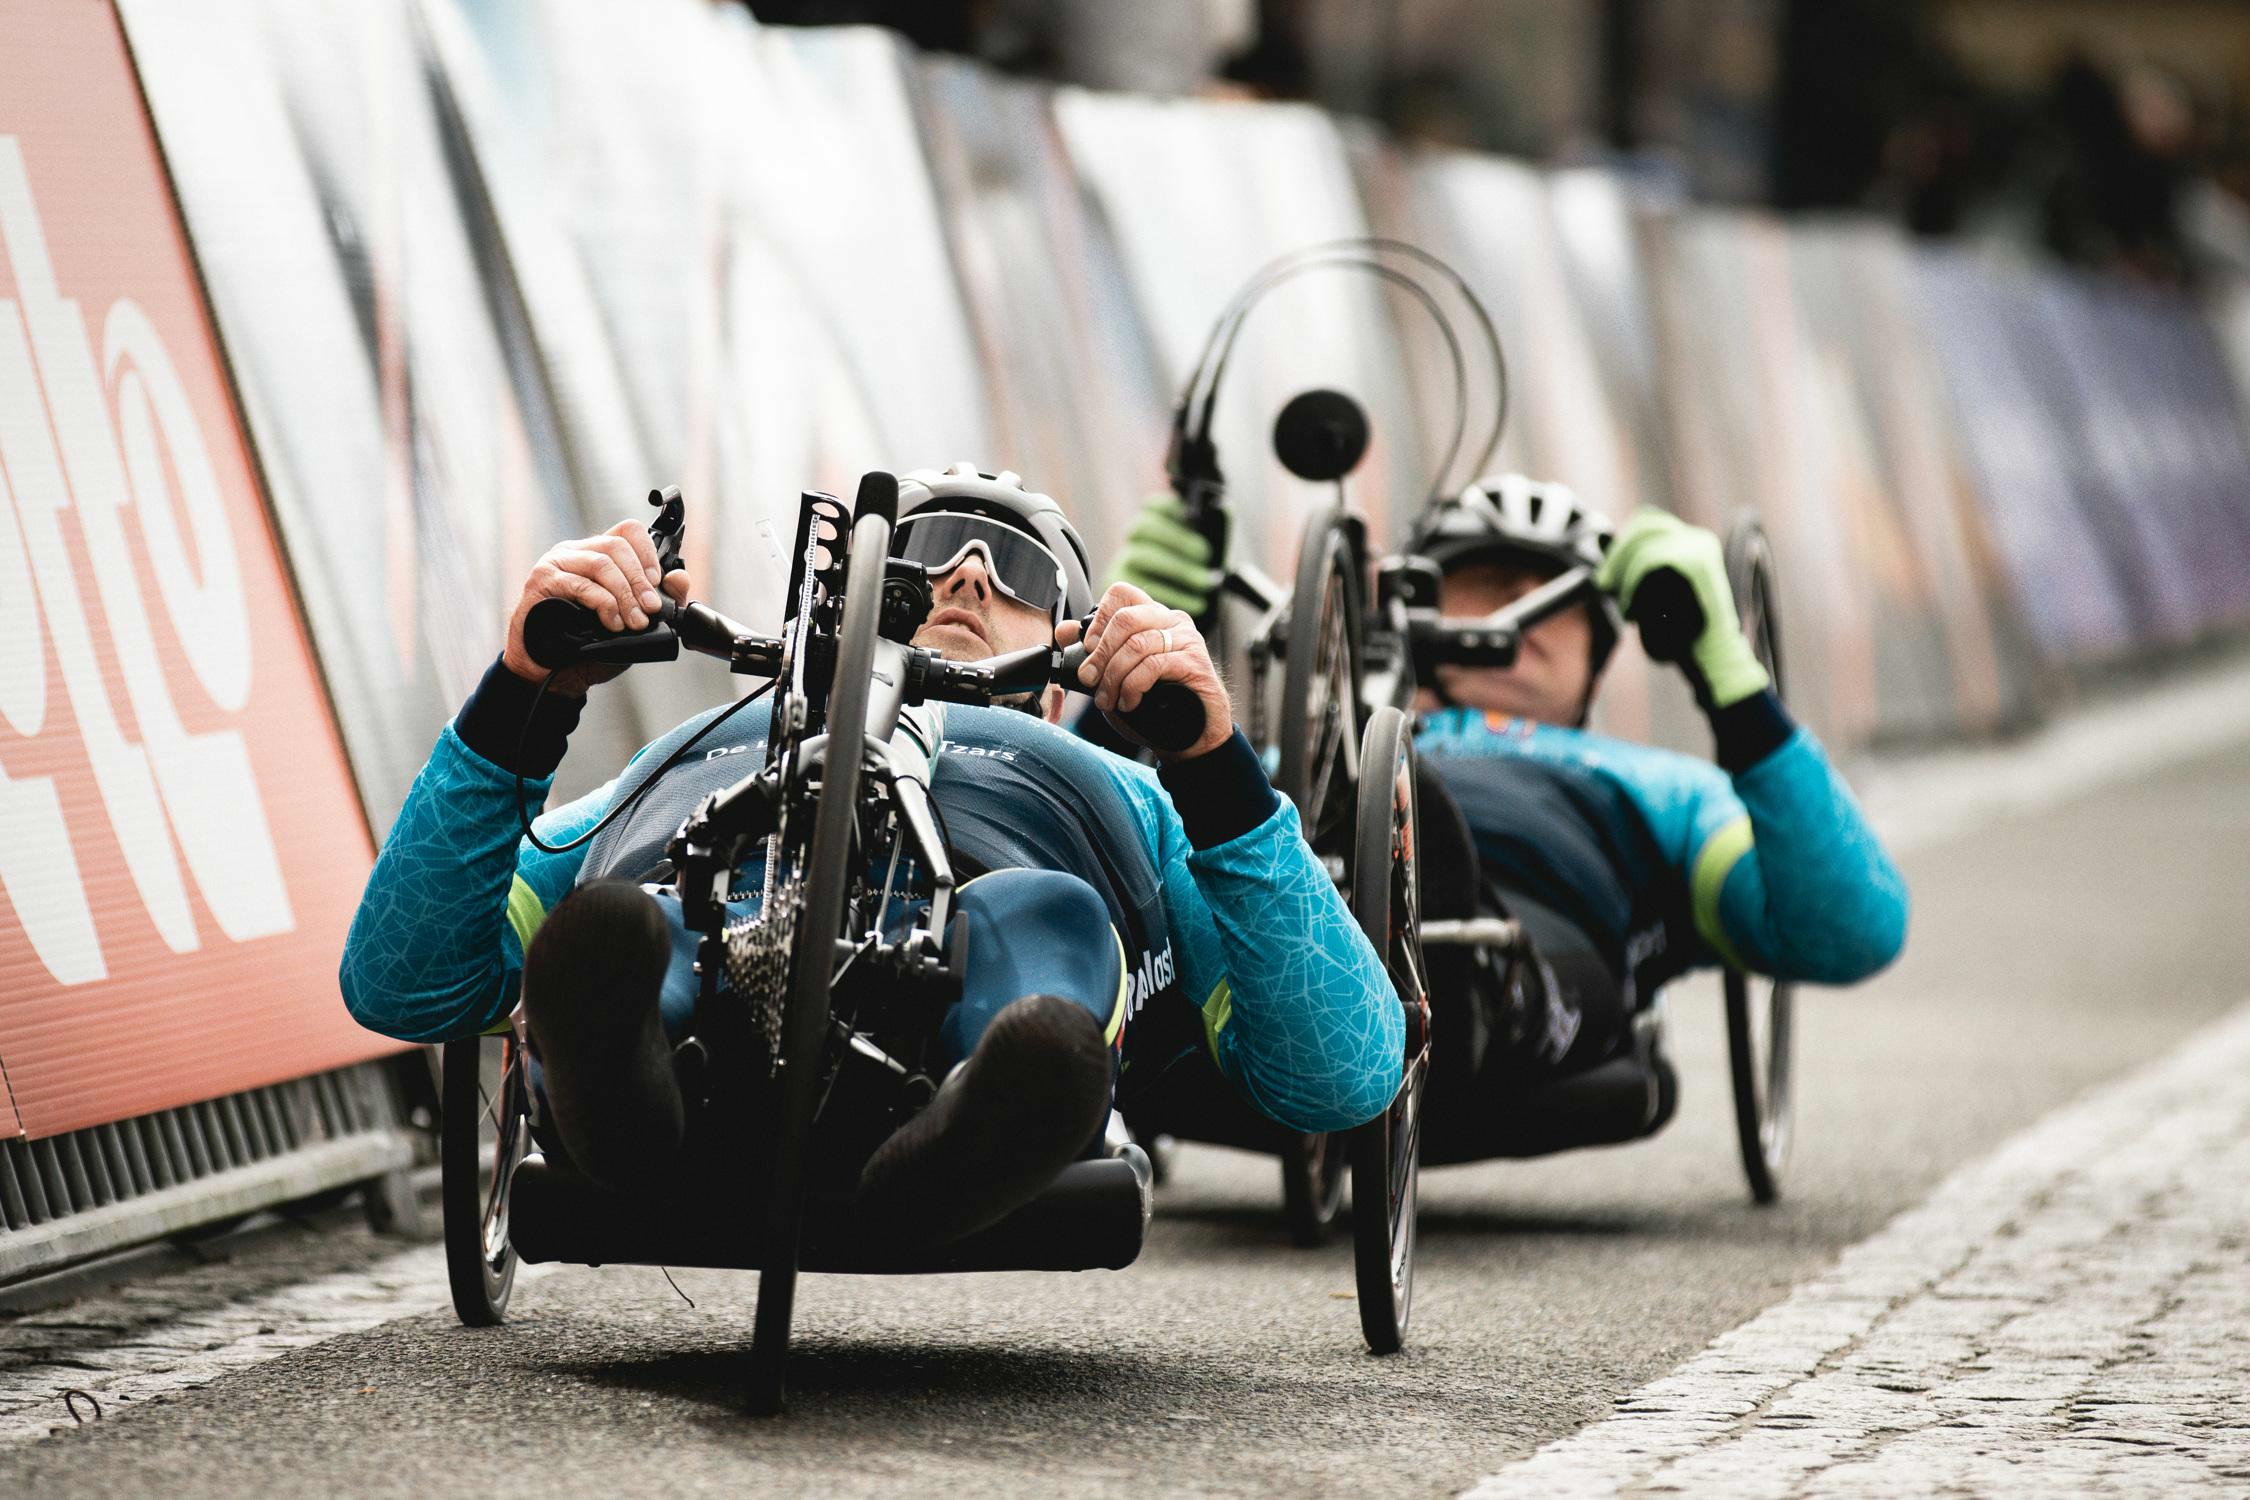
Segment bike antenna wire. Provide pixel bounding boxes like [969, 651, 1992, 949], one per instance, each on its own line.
[1186, 237, 1509, 471]
[1176, 237, 1509, 501]
[513, 670, 778, 856]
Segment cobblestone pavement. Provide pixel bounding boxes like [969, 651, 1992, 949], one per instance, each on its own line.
[1466, 999, 2250, 1499]
[0, 1213, 550, 1447]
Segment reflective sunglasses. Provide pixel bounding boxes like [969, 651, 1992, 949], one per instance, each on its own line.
[891, 512, 1068, 620]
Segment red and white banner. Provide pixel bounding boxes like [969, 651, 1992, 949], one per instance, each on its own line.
[0, 0, 394, 1139]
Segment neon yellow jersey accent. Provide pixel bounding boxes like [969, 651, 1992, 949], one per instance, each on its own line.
[504, 875, 547, 957]
[1105, 927, 1130, 1046]
[1691, 815, 1754, 970]
[1199, 978, 1234, 1057]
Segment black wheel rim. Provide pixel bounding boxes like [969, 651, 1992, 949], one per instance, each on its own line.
[1281, 1130, 1350, 1246]
[1277, 514, 1363, 849]
[443, 1032, 525, 1326]
[1350, 707, 1428, 1354]
[748, 508, 890, 1415]
[1722, 518, 1794, 1204]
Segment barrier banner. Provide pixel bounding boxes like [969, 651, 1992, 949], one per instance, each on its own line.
[912, 56, 1171, 574]
[2032, 273, 2250, 645]
[117, 0, 647, 826]
[0, 0, 392, 1137]
[1643, 212, 1876, 748]
[1914, 251, 2140, 665]
[430, 6, 996, 646]
[1787, 227, 2031, 740]
[1057, 92, 1428, 571]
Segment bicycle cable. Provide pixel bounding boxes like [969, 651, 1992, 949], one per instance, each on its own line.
[513, 670, 778, 856]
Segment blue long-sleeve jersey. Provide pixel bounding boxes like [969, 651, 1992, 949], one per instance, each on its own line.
[1416, 702, 1907, 1001]
[340, 680, 1403, 1134]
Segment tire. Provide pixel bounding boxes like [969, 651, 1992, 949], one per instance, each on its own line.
[746, 506, 889, 1415]
[1348, 706, 1430, 1355]
[1275, 508, 1364, 848]
[1279, 1131, 1349, 1247]
[1722, 517, 1794, 1205]
[442, 1032, 526, 1327]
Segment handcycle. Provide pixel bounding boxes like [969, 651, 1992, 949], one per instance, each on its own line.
[1110, 240, 1503, 1351]
[437, 474, 1427, 1411]
[1237, 420, 1797, 1200]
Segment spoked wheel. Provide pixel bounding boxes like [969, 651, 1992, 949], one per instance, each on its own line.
[1275, 506, 1365, 845]
[1347, 706, 1430, 1355]
[1279, 1132, 1350, 1247]
[442, 1029, 528, 1326]
[1723, 516, 1794, 1205]
[746, 505, 888, 1415]
[1275, 509, 1365, 1245]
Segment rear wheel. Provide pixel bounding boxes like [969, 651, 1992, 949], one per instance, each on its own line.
[1275, 507, 1364, 845]
[442, 1031, 526, 1327]
[1348, 706, 1429, 1355]
[746, 506, 888, 1415]
[1722, 517, 1794, 1205]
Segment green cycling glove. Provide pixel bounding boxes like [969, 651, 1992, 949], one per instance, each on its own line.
[1595, 507, 1770, 709]
[1109, 494, 1220, 616]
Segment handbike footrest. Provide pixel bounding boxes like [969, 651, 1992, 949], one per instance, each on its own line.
[1421, 1051, 1673, 1165]
[510, 1144, 1153, 1275]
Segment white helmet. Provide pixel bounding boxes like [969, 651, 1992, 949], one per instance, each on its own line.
[1407, 473, 1621, 673]
[892, 463, 1096, 622]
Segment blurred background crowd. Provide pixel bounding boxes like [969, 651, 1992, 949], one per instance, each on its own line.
[746, 0, 2250, 289]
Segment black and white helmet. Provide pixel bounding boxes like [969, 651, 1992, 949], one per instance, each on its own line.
[1408, 473, 1622, 674]
[893, 463, 1097, 621]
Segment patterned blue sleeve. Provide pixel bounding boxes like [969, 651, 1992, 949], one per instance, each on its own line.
[338, 725, 610, 1044]
[1112, 767, 1404, 1133]
[1416, 708, 1905, 986]
[1706, 730, 1909, 985]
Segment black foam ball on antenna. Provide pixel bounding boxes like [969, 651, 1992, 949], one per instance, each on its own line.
[1273, 389, 1370, 482]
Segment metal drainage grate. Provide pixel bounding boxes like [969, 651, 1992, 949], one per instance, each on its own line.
[0, 1062, 415, 1282]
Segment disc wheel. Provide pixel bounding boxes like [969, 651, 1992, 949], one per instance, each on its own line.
[1275, 509, 1364, 1246]
[1348, 706, 1430, 1355]
[442, 1030, 527, 1327]
[1722, 516, 1794, 1205]
[746, 507, 888, 1415]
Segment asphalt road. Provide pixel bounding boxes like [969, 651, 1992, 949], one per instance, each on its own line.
[9, 739, 2249, 1500]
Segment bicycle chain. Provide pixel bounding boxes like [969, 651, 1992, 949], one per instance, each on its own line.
[723, 876, 804, 1072]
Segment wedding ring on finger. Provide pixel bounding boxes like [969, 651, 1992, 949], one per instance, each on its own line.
[1160, 626, 1174, 655]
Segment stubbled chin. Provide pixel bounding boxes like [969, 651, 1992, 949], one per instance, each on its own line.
[913, 624, 987, 662]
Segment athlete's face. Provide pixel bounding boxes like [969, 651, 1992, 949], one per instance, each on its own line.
[912, 552, 1068, 722]
[1417, 561, 1595, 725]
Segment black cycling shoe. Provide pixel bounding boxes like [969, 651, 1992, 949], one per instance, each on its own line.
[856, 993, 1112, 1249]
[521, 880, 683, 1194]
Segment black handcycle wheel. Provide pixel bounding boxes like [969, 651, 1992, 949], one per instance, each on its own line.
[1275, 509, 1365, 1246]
[1275, 505, 1365, 842]
[1279, 1131, 1350, 1248]
[1348, 705, 1430, 1355]
[1722, 516, 1794, 1205]
[442, 1030, 527, 1327]
[746, 506, 889, 1415]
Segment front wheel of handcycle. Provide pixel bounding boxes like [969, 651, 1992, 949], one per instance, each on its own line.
[442, 1029, 529, 1326]
[1348, 705, 1430, 1355]
[746, 501, 889, 1415]
[1722, 516, 1794, 1205]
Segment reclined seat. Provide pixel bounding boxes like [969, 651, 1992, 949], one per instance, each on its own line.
[509, 1140, 1154, 1275]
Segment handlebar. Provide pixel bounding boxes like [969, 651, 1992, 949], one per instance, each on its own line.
[1404, 565, 1598, 673]
[523, 597, 1207, 754]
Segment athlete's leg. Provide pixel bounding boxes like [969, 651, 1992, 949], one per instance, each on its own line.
[520, 880, 684, 1194]
[859, 868, 1120, 1247]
